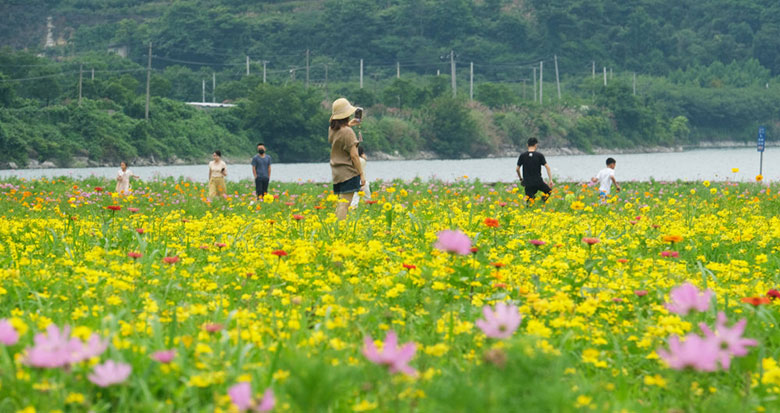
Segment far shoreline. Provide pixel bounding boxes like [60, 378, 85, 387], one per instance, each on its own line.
[0, 141, 772, 171]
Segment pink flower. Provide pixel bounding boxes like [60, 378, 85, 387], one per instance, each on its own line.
[228, 382, 275, 412]
[660, 250, 679, 258]
[657, 334, 720, 372]
[475, 302, 522, 339]
[151, 349, 176, 363]
[229, 382, 253, 410]
[25, 324, 107, 368]
[634, 290, 648, 297]
[88, 360, 132, 387]
[362, 330, 417, 375]
[0, 319, 19, 345]
[665, 282, 713, 315]
[698, 312, 758, 369]
[528, 239, 546, 247]
[434, 230, 472, 255]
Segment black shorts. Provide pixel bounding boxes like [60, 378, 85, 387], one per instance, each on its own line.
[255, 176, 269, 196]
[333, 175, 361, 194]
[524, 182, 552, 201]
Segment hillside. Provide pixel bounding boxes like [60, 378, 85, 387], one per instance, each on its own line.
[0, 0, 779, 167]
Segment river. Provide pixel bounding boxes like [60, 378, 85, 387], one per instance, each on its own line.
[0, 148, 774, 183]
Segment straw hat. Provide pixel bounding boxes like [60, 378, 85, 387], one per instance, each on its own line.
[330, 98, 357, 121]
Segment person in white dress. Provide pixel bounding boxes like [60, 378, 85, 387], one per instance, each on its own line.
[116, 161, 140, 194]
[350, 146, 371, 208]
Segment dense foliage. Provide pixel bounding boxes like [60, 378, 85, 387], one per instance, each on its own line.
[1, 1, 780, 166]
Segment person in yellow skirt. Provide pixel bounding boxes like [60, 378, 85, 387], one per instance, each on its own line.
[207, 150, 227, 201]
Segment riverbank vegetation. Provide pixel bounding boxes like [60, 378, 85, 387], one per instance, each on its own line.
[1, 0, 780, 166]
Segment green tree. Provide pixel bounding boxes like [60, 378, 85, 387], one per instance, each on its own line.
[242, 83, 329, 162]
[422, 96, 479, 158]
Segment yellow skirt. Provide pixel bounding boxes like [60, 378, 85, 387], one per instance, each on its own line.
[208, 177, 226, 199]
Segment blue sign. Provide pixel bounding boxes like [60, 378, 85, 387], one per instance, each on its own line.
[758, 126, 766, 152]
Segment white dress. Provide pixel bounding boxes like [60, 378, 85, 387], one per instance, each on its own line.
[350, 157, 371, 207]
[116, 169, 133, 193]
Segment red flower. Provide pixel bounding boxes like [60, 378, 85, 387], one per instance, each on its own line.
[285, 202, 295, 206]
[127, 252, 142, 259]
[484, 218, 500, 228]
[498, 202, 507, 207]
[203, 323, 224, 333]
[271, 250, 288, 257]
[491, 262, 505, 268]
[634, 290, 648, 297]
[292, 214, 305, 221]
[136, 228, 145, 234]
[314, 205, 325, 210]
[529, 239, 546, 246]
[582, 237, 600, 245]
[402, 263, 416, 270]
[492, 283, 507, 289]
[94, 187, 103, 192]
[365, 200, 378, 204]
[106, 205, 122, 211]
[162, 256, 180, 264]
[214, 242, 227, 248]
[617, 258, 629, 263]
[741, 296, 771, 306]
[660, 251, 679, 258]
[470, 247, 479, 254]
[199, 244, 209, 250]
[767, 289, 780, 300]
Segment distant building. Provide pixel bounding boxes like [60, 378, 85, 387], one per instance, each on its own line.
[107, 44, 129, 58]
[186, 102, 237, 109]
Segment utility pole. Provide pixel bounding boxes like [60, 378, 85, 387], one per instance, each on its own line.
[603, 67, 607, 86]
[396, 61, 400, 79]
[592, 61, 595, 79]
[246, 55, 250, 76]
[610, 67, 613, 79]
[554, 55, 561, 100]
[533, 67, 537, 102]
[202, 79, 205, 103]
[91, 68, 94, 81]
[450, 50, 456, 97]
[539, 61, 543, 104]
[78, 64, 83, 105]
[263, 61, 267, 83]
[469, 61, 473, 101]
[145, 42, 151, 121]
[633, 72, 637, 95]
[212, 72, 216, 103]
[359, 59, 364, 89]
[305, 49, 310, 89]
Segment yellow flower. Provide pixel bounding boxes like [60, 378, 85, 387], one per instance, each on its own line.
[710, 188, 717, 194]
[756, 174, 763, 182]
[352, 400, 378, 412]
[574, 395, 593, 408]
[731, 168, 739, 173]
[702, 180, 710, 187]
[570, 201, 585, 211]
[643, 374, 667, 388]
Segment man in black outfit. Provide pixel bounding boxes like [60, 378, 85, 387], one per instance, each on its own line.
[516, 137, 554, 203]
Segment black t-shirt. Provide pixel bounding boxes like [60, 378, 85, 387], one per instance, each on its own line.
[516, 151, 547, 184]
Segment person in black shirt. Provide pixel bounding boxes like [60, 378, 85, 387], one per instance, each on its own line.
[515, 137, 554, 203]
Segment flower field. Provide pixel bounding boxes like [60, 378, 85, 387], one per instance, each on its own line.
[0, 176, 779, 412]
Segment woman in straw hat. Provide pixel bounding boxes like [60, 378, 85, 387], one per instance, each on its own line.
[328, 97, 365, 220]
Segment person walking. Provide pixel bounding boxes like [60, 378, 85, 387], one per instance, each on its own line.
[350, 145, 370, 208]
[208, 150, 227, 201]
[115, 161, 140, 194]
[591, 157, 620, 198]
[515, 138, 554, 203]
[328, 98, 365, 220]
[252, 142, 272, 198]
